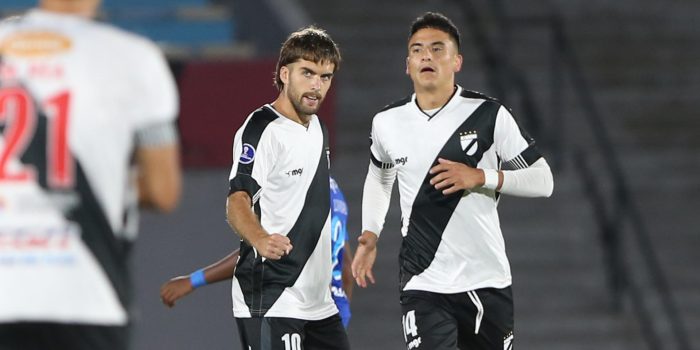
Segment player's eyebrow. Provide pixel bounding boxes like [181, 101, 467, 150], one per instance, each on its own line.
[409, 41, 446, 49]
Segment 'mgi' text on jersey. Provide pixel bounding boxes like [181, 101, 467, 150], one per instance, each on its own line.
[285, 168, 304, 177]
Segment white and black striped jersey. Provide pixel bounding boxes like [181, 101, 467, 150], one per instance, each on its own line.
[0, 10, 178, 324]
[228, 105, 337, 320]
[369, 86, 544, 293]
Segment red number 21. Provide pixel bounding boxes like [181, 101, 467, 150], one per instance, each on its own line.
[0, 87, 73, 189]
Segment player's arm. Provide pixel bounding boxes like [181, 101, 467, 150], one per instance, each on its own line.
[341, 241, 354, 301]
[160, 249, 240, 308]
[430, 107, 553, 197]
[352, 159, 395, 288]
[429, 157, 553, 196]
[137, 141, 181, 212]
[226, 191, 292, 260]
[133, 41, 181, 212]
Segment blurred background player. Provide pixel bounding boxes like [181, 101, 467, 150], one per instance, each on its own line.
[160, 176, 354, 328]
[0, 0, 181, 349]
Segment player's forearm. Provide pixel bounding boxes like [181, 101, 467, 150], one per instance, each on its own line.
[361, 164, 395, 236]
[226, 192, 269, 245]
[497, 158, 554, 197]
[202, 249, 239, 284]
[137, 143, 182, 212]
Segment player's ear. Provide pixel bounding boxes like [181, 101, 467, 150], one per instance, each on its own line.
[280, 66, 290, 86]
[453, 53, 463, 73]
[405, 57, 410, 76]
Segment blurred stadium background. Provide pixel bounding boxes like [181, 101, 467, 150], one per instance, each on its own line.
[2, 0, 698, 349]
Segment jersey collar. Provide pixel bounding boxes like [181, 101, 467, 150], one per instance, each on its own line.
[412, 85, 463, 121]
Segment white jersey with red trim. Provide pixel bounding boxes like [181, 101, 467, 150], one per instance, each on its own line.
[0, 9, 177, 325]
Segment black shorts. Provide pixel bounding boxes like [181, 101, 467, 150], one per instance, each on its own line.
[0, 322, 129, 350]
[235, 314, 350, 350]
[400, 287, 514, 350]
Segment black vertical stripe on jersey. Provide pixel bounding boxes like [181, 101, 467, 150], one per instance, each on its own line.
[399, 100, 501, 290]
[20, 107, 132, 310]
[228, 106, 278, 198]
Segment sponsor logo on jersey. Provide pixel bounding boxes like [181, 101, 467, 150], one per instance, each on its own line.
[395, 156, 408, 166]
[460, 131, 479, 156]
[0, 31, 72, 57]
[0, 223, 79, 266]
[239, 143, 255, 164]
[285, 168, 303, 177]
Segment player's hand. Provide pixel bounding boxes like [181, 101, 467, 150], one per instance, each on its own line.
[252, 233, 293, 260]
[160, 276, 193, 308]
[429, 158, 485, 195]
[352, 231, 378, 288]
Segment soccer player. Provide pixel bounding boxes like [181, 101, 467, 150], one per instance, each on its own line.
[0, 0, 181, 349]
[160, 177, 354, 328]
[225, 27, 350, 349]
[352, 12, 554, 350]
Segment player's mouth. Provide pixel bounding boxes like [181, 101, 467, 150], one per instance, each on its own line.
[420, 66, 436, 73]
[302, 93, 321, 105]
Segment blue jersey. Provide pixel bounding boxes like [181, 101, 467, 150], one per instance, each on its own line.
[330, 177, 351, 328]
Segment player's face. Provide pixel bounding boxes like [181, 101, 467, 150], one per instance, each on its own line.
[406, 28, 462, 92]
[281, 59, 335, 117]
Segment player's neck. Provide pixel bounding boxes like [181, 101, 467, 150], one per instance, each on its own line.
[415, 82, 457, 110]
[39, 0, 99, 18]
[271, 95, 312, 127]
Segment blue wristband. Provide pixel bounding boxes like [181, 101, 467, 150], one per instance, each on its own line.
[190, 269, 207, 289]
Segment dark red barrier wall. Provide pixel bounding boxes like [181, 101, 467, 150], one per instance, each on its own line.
[176, 60, 336, 168]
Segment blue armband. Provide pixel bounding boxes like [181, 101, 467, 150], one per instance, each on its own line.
[190, 269, 207, 289]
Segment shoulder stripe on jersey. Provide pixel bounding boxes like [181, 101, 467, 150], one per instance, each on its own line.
[460, 89, 500, 103]
[228, 106, 278, 198]
[379, 95, 412, 113]
[459, 89, 517, 115]
[236, 119, 331, 316]
[501, 145, 542, 170]
[400, 101, 501, 290]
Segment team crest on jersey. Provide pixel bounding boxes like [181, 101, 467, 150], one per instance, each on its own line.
[460, 131, 479, 156]
[239, 143, 255, 164]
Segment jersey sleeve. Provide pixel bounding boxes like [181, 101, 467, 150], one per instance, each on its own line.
[362, 117, 396, 236]
[369, 118, 394, 169]
[493, 106, 543, 169]
[129, 40, 179, 130]
[228, 123, 276, 202]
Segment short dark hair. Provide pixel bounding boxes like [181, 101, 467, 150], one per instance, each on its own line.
[274, 26, 341, 91]
[409, 12, 461, 50]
